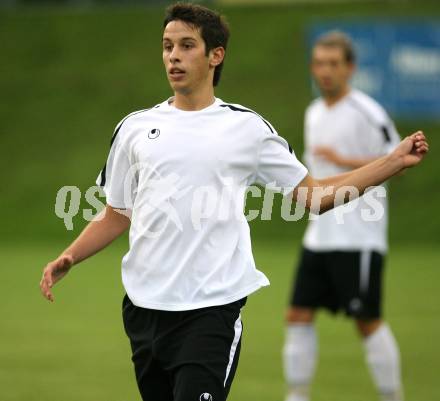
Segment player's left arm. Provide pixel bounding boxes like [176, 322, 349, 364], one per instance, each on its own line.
[313, 146, 378, 169]
[293, 131, 428, 214]
[313, 114, 401, 170]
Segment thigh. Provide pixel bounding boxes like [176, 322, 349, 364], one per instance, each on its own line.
[160, 298, 246, 401]
[134, 354, 174, 401]
[122, 294, 173, 401]
[328, 250, 384, 319]
[290, 247, 337, 312]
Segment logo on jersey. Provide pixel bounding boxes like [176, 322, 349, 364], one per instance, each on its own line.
[148, 128, 160, 139]
[199, 393, 213, 401]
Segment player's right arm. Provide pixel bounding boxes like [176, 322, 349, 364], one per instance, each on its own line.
[40, 205, 130, 302]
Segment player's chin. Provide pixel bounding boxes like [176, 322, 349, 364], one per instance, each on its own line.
[319, 85, 336, 96]
[168, 80, 188, 93]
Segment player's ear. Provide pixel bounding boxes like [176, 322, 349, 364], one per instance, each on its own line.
[209, 47, 225, 67]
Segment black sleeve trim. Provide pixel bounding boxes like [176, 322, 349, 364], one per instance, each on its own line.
[381, 126, 391, 143]
[346, 97, 392, 145]
[220, 103, 275, 134]
[98, 107, 152, 187]
[98, 164, 107, 187]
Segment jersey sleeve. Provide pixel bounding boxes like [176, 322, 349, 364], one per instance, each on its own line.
[254, 126, 308, 195]
[358, 98, 401, 157]
[363, 117, 401, 157]
[96, 123, 136, 209]
[380, 120, 401, 155]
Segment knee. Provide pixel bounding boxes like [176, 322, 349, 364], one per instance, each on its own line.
[285, 307, 315, 324]
[356, 319, 382, 337]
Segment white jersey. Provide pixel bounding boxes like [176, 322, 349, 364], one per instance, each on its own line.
[97, 97, 308, 311]
[303, 89, 400, 253]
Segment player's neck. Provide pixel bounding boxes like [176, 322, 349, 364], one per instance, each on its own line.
[172, 86, 216, 111]
[323, 86, 351, 107]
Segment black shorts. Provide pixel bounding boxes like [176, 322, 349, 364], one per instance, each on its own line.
[122, 294, 247, 401]
[289, 247, 384, 319]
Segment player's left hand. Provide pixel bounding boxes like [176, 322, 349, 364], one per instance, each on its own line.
[394, 131, 429, 169]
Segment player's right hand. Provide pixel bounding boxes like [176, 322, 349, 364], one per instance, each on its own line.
[40, 255, 74, 302]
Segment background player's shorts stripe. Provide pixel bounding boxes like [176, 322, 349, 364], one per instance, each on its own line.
[224, 313, 243, 386]
[291, 248, 384, 318]
[360, 250, 372, 294]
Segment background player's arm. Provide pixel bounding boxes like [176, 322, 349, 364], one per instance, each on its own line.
[40, 205, 130, 302]
[313, 146, 377, 169]
[293, 131, 428, 214]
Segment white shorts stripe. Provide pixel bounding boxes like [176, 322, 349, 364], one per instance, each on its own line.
[224, 313, 243, 387]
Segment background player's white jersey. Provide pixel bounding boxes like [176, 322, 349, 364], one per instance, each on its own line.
[98, 97, 308, 311]
[303, 89, 400, 253]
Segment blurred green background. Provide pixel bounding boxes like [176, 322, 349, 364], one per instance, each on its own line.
[1, 1, 439, 401]
[1, 0, 439, 244]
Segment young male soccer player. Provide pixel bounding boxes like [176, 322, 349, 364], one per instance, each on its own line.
[283, 31, 406, 401]
[40, 5, 428, 401]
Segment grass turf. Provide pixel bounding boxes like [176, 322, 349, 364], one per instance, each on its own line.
[1, 239, 439, 401]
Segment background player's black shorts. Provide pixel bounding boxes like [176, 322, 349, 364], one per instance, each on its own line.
[289, 247, 385, 319]
[122, 294, 247, 401]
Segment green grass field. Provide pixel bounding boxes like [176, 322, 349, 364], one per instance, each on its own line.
[2, 239, 439, 401]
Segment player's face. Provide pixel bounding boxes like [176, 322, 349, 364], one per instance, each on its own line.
[163, 20, 214, 95]
[311, 45, 354, 98]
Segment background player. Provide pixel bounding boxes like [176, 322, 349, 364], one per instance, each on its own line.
[283, 31, 404, 401]
[39, 6, 427, 401]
